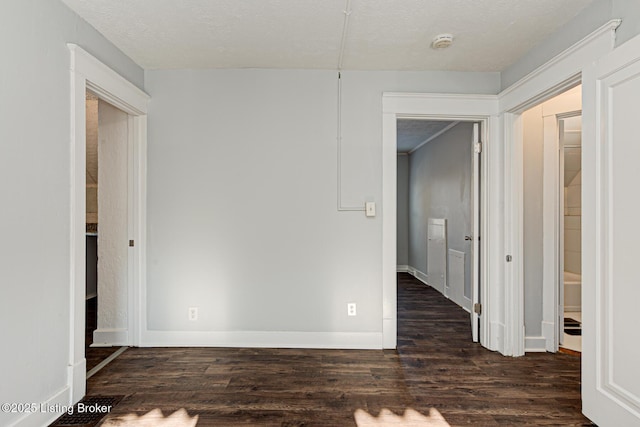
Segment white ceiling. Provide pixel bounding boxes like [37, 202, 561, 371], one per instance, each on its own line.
[60, 0, 595, 71]
[397, 120, 457, 153]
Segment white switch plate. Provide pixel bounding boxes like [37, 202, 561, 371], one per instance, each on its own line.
[347, 303, 357, 316]
[365, 202, 376, 217]
[188, 307, 198, 321]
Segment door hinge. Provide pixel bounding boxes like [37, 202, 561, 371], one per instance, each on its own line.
[129, 240, 135, 247]
[474, 142, 482, 153]
[474, 303, 482, 315]
[506, 255, 512, 262]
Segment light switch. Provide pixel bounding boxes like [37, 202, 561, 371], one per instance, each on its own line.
[365, 202, 376, 217]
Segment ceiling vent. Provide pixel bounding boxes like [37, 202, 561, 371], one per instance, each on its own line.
[432, 34, 454, 49]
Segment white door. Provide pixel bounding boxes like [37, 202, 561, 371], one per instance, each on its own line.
[471, 123, 481, 342]
[582, 33, 640, 426]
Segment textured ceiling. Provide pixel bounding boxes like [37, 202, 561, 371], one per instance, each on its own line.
[397, 120, 457, 153]
[60, 0, 595, 71]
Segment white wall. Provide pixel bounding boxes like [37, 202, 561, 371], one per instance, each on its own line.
[522, 105, 545, 338]
[0, 0, 143, 425]
[95, 100, 129, 342]
[407, 123, 474, 309]
[396, 154, 409, 267]
[143, 69, 498, 344]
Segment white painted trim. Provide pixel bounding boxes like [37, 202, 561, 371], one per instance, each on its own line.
[382, 93, 498, 354]
[408, 121, 459, 154]
[542, 114, 561, 353]
[396, 265, 410, 272]
[68, 44, 148, 404]
[502, 112, 525, 357]
[498, 21, 618, 357]
[525, 336, 548, 352]
[141, 331, 382, 350]
[490, 321, 505, 354]
[542, 321, 556, 352]
[382, 112, 397, 349]
[499, 20, 620, 112]
[92, 328, 130, 346]
[10, 386, 71, 427]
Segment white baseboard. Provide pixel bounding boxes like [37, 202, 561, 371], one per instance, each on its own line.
[396, 265, 409, 272]
[10, 386, 70, 427]
[525, 336, 547, 352]
[564, 305, 581, 312]
[140, 330, 382, 350]
[92, 328, 129, 346]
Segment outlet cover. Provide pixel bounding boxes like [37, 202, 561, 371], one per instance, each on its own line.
[347, 303, 357, 316]
[188, 307, 198, 321]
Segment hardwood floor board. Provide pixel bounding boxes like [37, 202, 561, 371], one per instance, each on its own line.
[86, 273, 589, 426]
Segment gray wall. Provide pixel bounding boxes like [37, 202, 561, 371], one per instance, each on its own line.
[501, 0, 640, 90]
[408, 123, 474, 301]
[522, 105, 544, 337]
[143, 70, 498, 335]
[0, 0, 143, 425]
[397, 154, 410, 266]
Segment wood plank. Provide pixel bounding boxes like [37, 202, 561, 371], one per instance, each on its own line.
[86, 273, 589, 426]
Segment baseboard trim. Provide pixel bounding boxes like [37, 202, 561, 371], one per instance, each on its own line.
[92, 328, 129, 346]
[396, 265, 409, 272]
[140, 331, 382, 350]
[11, 386, 70, 427]
[525, 336, 547, 352]
[564, 305, 581, 312]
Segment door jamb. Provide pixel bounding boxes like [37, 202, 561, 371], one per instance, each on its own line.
[68, 44, 149, 403]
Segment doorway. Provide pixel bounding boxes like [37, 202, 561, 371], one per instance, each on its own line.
[84, 91, 132, 375]
[521, 84, 582, 353]
[68, 44, 149, 403]
[381, 92, 497, 350]
[396, 120, 480, 341]
[558, 114, 582, 353]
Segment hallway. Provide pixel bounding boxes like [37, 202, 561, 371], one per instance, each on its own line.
[82, 273, 588, 426]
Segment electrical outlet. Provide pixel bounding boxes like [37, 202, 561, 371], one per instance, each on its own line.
[347, 303, 357, 316]
[188, 307, 198, 321]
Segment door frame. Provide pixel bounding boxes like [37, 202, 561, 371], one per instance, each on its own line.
[499, 19, 619, 356]
[68, 44, 149, 403]
[381, 93, 499, 350]
[543, 109, 582, 351]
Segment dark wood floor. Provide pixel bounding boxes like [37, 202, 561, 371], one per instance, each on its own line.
[87, 273, 591, 426]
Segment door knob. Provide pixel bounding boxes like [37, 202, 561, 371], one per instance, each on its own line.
[465, 235, 473, 241]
